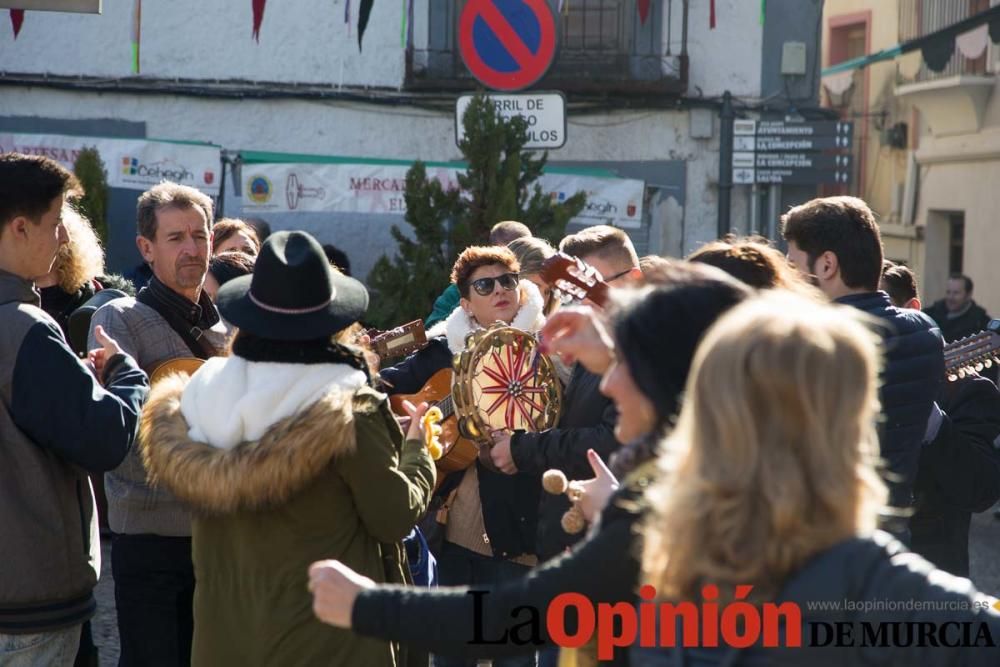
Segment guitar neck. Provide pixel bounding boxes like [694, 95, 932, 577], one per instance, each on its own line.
[436, 394, 455, 420]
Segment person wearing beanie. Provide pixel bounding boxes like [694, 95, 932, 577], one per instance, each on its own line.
[138, 231, 435, 666]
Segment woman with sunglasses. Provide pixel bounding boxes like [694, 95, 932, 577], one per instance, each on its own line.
[380, 245, 547, 667]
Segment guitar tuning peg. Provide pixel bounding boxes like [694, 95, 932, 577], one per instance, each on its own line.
[948, 373, 958, 382]
[985, 359, 993, 369]
[957, 369, 967, 379]
[975, 362, 984, 372]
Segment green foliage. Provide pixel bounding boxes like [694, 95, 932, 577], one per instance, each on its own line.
[72, 147, 109, 245]
[366, 93, 586, 329]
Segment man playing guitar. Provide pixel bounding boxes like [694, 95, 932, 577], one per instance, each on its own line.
[88, 182, 228, 667]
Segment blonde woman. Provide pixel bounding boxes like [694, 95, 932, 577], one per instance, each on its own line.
[635, 292, 1000, 665]
[37, 205, 133, 349]
[508, 236, 558, 316]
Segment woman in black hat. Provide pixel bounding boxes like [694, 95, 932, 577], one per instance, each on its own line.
[138, 230, 435, 667]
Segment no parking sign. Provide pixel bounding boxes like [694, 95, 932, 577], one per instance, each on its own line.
[458, 0, 558, 92]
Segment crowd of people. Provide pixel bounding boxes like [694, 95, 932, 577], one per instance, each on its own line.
[1, 151, 999, 667]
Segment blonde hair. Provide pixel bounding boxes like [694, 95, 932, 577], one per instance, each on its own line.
[641, 292, 887, 602]
[52, 205, 105, 293]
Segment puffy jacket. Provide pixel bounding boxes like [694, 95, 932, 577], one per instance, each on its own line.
[924, 300, 991, 344]
[836, 292, 944, 519]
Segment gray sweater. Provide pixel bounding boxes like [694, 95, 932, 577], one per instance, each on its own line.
[90, 296, 229, 536]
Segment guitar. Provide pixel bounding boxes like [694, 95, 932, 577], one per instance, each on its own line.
[539, 252, 611, 308]
[366, 319, 428, 363]
[389, 369, 478, 481]
[149, 357, 205, 385]
[943, 319, 1000, 381]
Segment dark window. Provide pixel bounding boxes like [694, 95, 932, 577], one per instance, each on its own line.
[407, 0, 687, 94]
[949, 213, 965, 275]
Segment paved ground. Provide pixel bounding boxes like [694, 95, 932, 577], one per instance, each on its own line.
[91, 508, 1000, 663]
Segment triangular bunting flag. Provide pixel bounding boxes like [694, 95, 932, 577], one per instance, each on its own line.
[921, 34, 955, 72]
[637, 0, 651, 25]
[710, 0, 716, 30]
[252, 0, 266, 42]
[358, 0, 374, 51]
[10, 9, 24, 39]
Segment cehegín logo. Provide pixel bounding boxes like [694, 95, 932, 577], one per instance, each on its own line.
[120, 156, 193, 183]
[248, 176, 272, 204]
[464, 586, 998, 661]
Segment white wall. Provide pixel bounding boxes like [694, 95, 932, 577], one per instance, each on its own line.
[0, 0, 405, 86]
[0, 1, 761, 257]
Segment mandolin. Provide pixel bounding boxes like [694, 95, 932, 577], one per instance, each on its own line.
[539, 252, 611, 308]
[149, 357, 205, 385]
[389, 369, 478, 481]
[943, 319, 1000, 381]
[366, 319, 428, 364]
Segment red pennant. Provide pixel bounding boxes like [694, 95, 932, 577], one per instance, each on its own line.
[10, 9, 24, 39]
[251, 0, 265, 42]
[637, 0, 651, 25]
[710, 0, 716, 29]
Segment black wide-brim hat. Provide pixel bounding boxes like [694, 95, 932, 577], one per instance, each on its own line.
[216, 230, 368, 341]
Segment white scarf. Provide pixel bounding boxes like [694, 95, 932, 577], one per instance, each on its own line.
[179, 356, 367, 450]
[428, 279, 546, 354]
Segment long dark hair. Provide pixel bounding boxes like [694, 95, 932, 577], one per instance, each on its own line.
[612, 263, 754, 436]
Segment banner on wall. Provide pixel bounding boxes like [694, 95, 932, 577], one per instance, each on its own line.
[242, 161, 645, 229]
[0, 132, 222, 195]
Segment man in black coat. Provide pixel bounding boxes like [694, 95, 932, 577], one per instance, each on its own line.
[881, 262, 1000, 576]
[783, 196, 944, 540]
[923, 274, 991, 343]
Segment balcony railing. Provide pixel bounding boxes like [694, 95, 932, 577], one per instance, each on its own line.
[898, 0, 990, 82]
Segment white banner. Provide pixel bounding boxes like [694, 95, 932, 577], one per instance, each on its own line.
[243, 162, 644, 229]
[0, 132, 222, 195]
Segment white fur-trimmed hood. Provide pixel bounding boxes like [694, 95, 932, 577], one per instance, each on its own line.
[179, 356, 368, 450]
[428, 279, 546, 354]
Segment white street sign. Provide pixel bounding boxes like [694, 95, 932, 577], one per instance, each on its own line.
[456, 92, 567, 150]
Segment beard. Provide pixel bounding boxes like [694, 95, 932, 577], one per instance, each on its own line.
[174, 258, 207, 289]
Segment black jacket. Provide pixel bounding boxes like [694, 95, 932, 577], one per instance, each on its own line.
[353, 465, 648, 666]
[510, 364, 619, 561]
[924, 300, 991, 344]
[910, 376, 1000, 576]
[380, 338, 541, 559]
[837, 292, 944, 518]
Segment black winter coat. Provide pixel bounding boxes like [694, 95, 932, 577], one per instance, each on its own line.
[910, 376, 1000, 576]
[379, 338, 542, 559]
[510, 364, 620, 561]
[924, 300, 991, 344]
[836, 292, 944, 519]
[353, 464, 649, 667]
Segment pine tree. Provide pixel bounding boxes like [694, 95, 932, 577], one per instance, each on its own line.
[366, 93, 586, 329]
[72, 147, 109, 245]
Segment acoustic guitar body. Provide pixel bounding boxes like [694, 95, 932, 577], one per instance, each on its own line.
[389, 369, 478, 481]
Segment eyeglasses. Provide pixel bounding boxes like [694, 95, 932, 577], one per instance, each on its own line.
[470, 273, 519, 297]
[604, 268, 632, 283]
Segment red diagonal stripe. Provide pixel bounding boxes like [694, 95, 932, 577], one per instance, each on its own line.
[472, 0, 540, 71]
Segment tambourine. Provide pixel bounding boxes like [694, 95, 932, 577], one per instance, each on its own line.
[452, 324, 562, 468]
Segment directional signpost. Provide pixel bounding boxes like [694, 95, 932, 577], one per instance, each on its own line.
[732, 120, 854, 185]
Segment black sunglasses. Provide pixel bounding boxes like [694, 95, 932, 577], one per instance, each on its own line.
[470, 272, 519, 296]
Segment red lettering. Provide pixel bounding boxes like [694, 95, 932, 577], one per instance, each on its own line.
[701, 585, 720, 647]
[659, 601, 700, 647]
[763, 602, 802, 647]
[639, 585, 657, 647]
[596, 602, 638, 660]
[546, 593, 595, 649]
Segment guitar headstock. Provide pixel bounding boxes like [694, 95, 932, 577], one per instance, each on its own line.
[539, 252, 610, 308]
[367, 319, 428, 362]
[943, 319, 1000, 381]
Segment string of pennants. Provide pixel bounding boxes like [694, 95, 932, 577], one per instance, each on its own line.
[6, 0, 769, 58]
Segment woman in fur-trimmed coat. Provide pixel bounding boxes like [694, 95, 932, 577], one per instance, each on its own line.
[139, 231, 435, 667]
